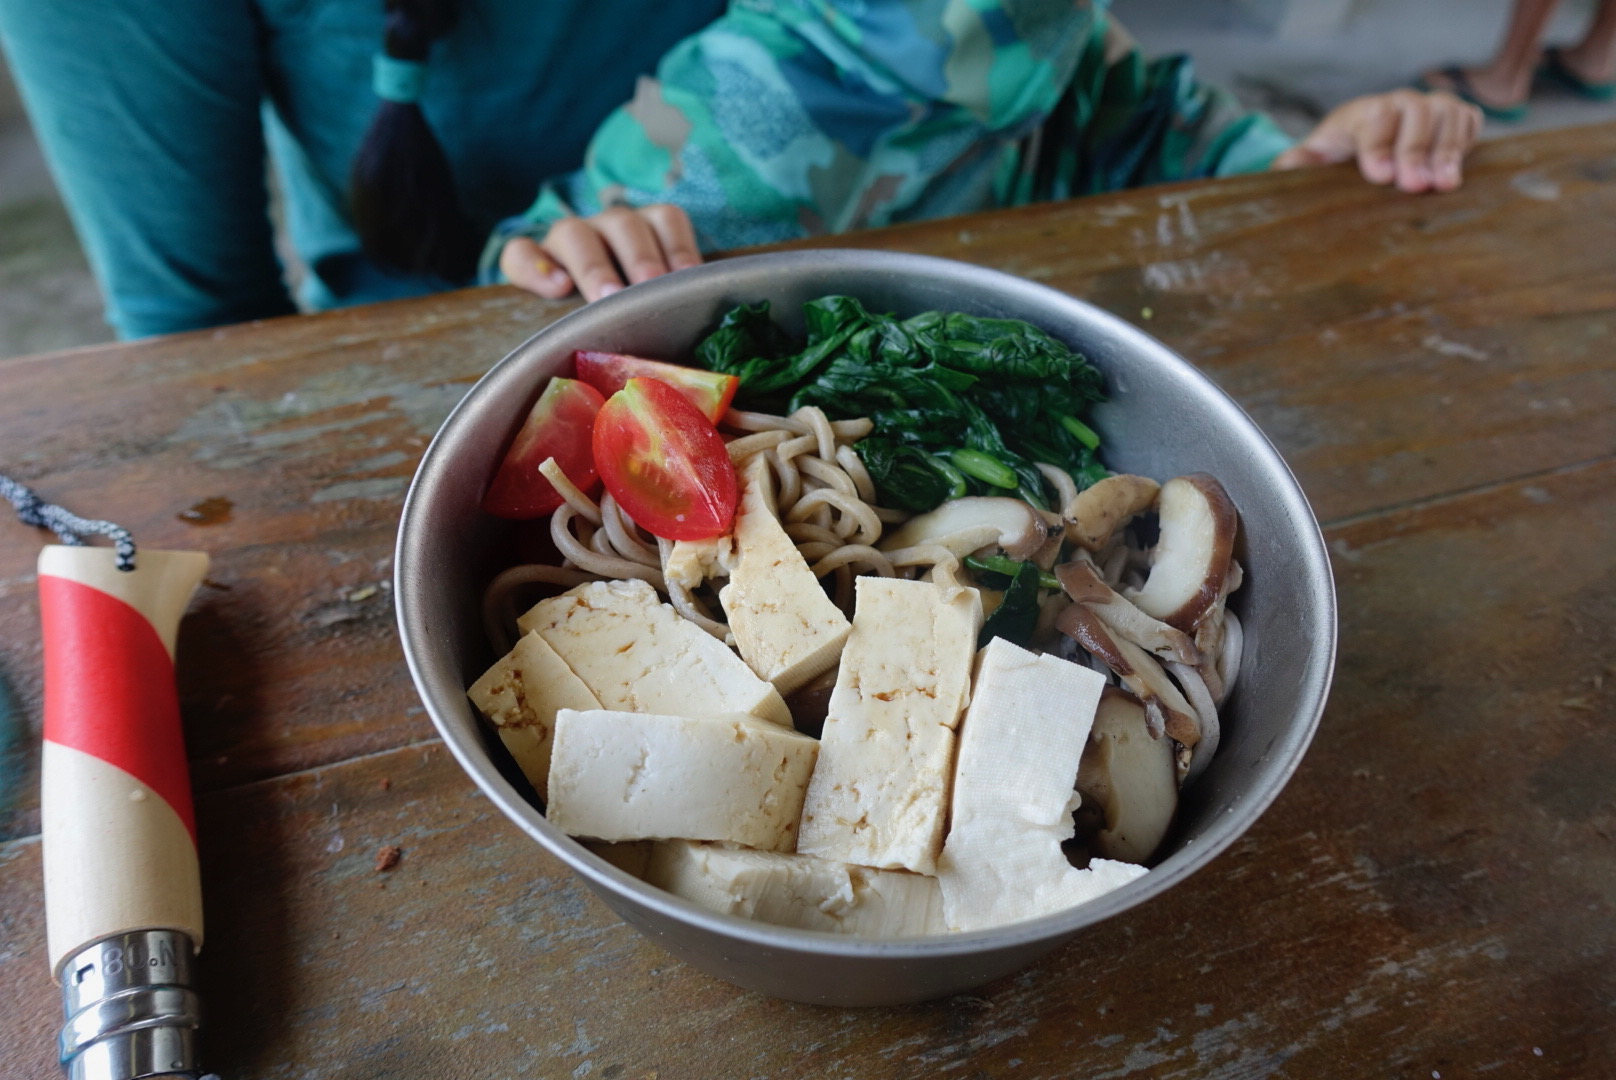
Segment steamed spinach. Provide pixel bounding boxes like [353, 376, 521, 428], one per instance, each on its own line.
[694, 296, 1106, 512]
[855, 439, 958, 513]
[976, 560, 1045, 649]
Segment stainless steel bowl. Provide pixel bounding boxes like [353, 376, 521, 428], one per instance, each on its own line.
[395, 249, 1336, 1006]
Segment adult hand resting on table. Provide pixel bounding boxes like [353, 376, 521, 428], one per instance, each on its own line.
[498, 204, 703, 303]
[1271, 89, 1484, 193]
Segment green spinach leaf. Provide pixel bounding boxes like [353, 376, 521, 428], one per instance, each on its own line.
[691, 296, 1108, 513]
[854, 438, 959, 512]
[977, 560, 1044, 649]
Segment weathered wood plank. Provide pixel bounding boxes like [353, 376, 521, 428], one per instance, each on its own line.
[1, 458, 1608, 1079]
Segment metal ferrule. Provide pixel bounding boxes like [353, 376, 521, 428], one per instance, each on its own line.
[58, 929, 201, 1080]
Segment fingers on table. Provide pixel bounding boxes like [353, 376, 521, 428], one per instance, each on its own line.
[1354, 95, 1404, 187]
[500, 236, 576, 299]
[589, 205, 703, 289]
[1428, 93, 1482, 191]
[1393, 92, 1442, 192]
[543, 217, 629, 301]
[514, 206, 704, 303]
[641, 204, 702, 271]
[1363, 90, 1481, 193]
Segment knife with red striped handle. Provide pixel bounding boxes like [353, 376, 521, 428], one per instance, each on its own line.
[38, 545, 215, 1080]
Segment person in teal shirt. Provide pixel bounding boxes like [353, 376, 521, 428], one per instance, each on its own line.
[0, 0, 1480, 339]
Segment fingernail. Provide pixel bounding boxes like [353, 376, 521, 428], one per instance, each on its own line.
[597, 282, 622, 297]
[534, 255, 556, 275]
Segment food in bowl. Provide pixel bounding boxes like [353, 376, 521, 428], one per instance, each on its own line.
[466, 295, 1245, 938]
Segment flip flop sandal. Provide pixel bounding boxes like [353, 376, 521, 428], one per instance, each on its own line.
[1538, 46, 1616, 101]
[1415, 65, 1529, 122]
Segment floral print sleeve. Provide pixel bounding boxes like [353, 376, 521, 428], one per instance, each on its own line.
[481, 0, 1293, 278]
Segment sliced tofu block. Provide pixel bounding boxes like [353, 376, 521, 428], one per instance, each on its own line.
[547, 709, 818, 851]
[719, 454, 851, 695]
[645, 840, 945, 937]
[796, 576, 983, 874]
[937, 638, 1147, 932]
[467, 631, 602, 801]
[517, 579, 791, 727]
[664, 535, 729, 590]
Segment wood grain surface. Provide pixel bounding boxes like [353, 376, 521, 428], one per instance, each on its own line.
[1, 123, 1613, 1079]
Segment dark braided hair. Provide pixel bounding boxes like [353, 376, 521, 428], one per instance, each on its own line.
[349, 0, 480, 283]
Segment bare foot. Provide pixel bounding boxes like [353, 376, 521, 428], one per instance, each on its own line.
[1420, 63, 1533, 110]
[1555, 42, 1616, 85]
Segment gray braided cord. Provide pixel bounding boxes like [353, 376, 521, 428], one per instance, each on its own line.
[0, 472, 137, 571]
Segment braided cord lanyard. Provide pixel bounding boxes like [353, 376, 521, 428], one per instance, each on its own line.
[0, 472, 137, 572]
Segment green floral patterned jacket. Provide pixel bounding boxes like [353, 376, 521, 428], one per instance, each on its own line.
[482, 0, 1291, 275]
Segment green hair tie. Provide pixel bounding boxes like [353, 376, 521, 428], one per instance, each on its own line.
[373, 54, 427, 104]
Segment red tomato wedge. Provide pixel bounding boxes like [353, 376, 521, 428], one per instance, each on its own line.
[483, 377, 605, 519]
[573, 350, 739, 424]
[593, 377, 738, 540]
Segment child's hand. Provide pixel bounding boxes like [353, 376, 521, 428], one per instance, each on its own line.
[1272, 89, 1483, 193]
[500, 203, 702, 302]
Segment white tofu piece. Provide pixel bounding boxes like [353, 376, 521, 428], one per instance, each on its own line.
[719, 454, 851, 695]
[517, 579, 791, 727]
[645, 840, 945, 937]
[546, 709, 818, 851]
[664, 535, 730, 590]
[796, 576, 983, 874]
[937, 638, 1147, 932]
[467, 631, 602, 801]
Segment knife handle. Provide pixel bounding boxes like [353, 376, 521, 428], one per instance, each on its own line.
[38, 546, 209, 980]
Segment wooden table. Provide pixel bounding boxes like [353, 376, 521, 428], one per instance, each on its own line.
[2, 123, 1612, 1079]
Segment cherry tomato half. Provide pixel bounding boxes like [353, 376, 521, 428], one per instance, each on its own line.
[573, 350, 739, 424]
[482, 376, 605, 519]
[593, 377, 738, 540]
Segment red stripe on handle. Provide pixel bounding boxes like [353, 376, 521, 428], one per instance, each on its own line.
[39, 575, 196, 843]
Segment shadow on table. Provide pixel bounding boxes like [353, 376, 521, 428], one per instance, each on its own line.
[184, 601, 296, 1070]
